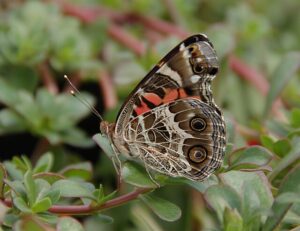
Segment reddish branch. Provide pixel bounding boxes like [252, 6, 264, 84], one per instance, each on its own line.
[229, 55, 269, 95]
[1, 188, 150, 215]
[107, 23, 145, 57]
[98, 70, 118, 110]
[37, 62, 59, 94]
[229, 55, 285, 118]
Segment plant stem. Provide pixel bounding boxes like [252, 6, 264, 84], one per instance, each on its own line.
[48, 187, 151, 215]
[1, 187, 151, 215]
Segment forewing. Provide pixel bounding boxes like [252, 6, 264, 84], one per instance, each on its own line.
[115, 34, 220, 135]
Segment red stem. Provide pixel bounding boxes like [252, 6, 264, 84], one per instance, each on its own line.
[98, 70, 118, 110]
[1, 188, 151, 215]
[107, 23, 145, 57]
[37, 62, 59, 94]
[49, 188, 150, 215]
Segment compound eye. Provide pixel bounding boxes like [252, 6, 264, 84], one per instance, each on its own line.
[190, 117, 206, 132]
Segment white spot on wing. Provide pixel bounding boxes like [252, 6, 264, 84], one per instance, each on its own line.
[158, 64, 182, 85]
[191, 75, 200, 83]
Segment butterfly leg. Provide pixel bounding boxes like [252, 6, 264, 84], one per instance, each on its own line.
[110, 144, 123, 175]
[141, 157, 161, 188]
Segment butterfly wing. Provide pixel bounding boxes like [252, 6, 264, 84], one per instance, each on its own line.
[112, 34, 226, 180]
[121, 98, 226, 180]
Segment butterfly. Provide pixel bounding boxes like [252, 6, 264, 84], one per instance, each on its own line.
[96, 34, 226, 182]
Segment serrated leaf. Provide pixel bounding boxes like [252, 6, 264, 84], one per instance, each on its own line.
[264, 52, 300, 116]
[122, 162, 157, 188]
[57, 217, 84, 231]
[60, 162, 92, 181]
[140, 194, 181, 222]
[51, 179, 96, 200]
[33, 152, 54, 174]
[32, 197, 52, 213]
[13, 197, 31, 213]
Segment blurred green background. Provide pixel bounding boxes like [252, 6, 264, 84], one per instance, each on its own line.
[0, 0, 300, 230]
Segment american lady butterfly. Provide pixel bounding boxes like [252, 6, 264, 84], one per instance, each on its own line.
[97, 34, 226, 182]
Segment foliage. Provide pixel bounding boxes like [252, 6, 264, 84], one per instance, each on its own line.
[0, 0, 300, 230]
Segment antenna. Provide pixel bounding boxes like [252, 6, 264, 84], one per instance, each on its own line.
[64, 75, 103, 121]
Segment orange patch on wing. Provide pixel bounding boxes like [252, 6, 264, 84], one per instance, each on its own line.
[178, 88, 188, 98]
[134, 101, 150, 116]
[144, 93, 162, 106]
[162, 89, 178, 103]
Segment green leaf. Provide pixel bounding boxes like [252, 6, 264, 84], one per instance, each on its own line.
[33, 172, 65, 184]
[166, 174, 219, 193]
[37, 212, 58, 225]
[0, 163, 6, 198]
[43, 189, 60, 204]
[223, 207, 243, 231]
[12, 156, 31, 172]
[96, 214, 114, 224]
[0, 109, 26, 134]
[276, 192, 300, 204]
[13, 197, 31, 213]
[33, 152, 54, 174]
[273, 139, 292, 157]
[122, 162, 157, 188]
[3, 214, 19, 228]
[51, 179, 96, 200]
[220, 171, 273, 228]
[204, 184, 242, 222]
[290, 108, 300, 128]
[269, 137, 300, 181]
[93, 133, 116, 159]
[3, 162, 23, 181]
[24, 170, 37, 207]
[140, 194, 181, 222]
[60, 162, 92, 181]
[264, 52, 300, 116]
[228, 146, 273, 170]
[57, 217, 84, 231]
[260, 135, 275, 151]
[14, 216, 51, 231]
[4, 180, 26, 198]
[93, 185, 116, 205]
[32, 197, 52, 213]
[263, 165, 300, 231]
